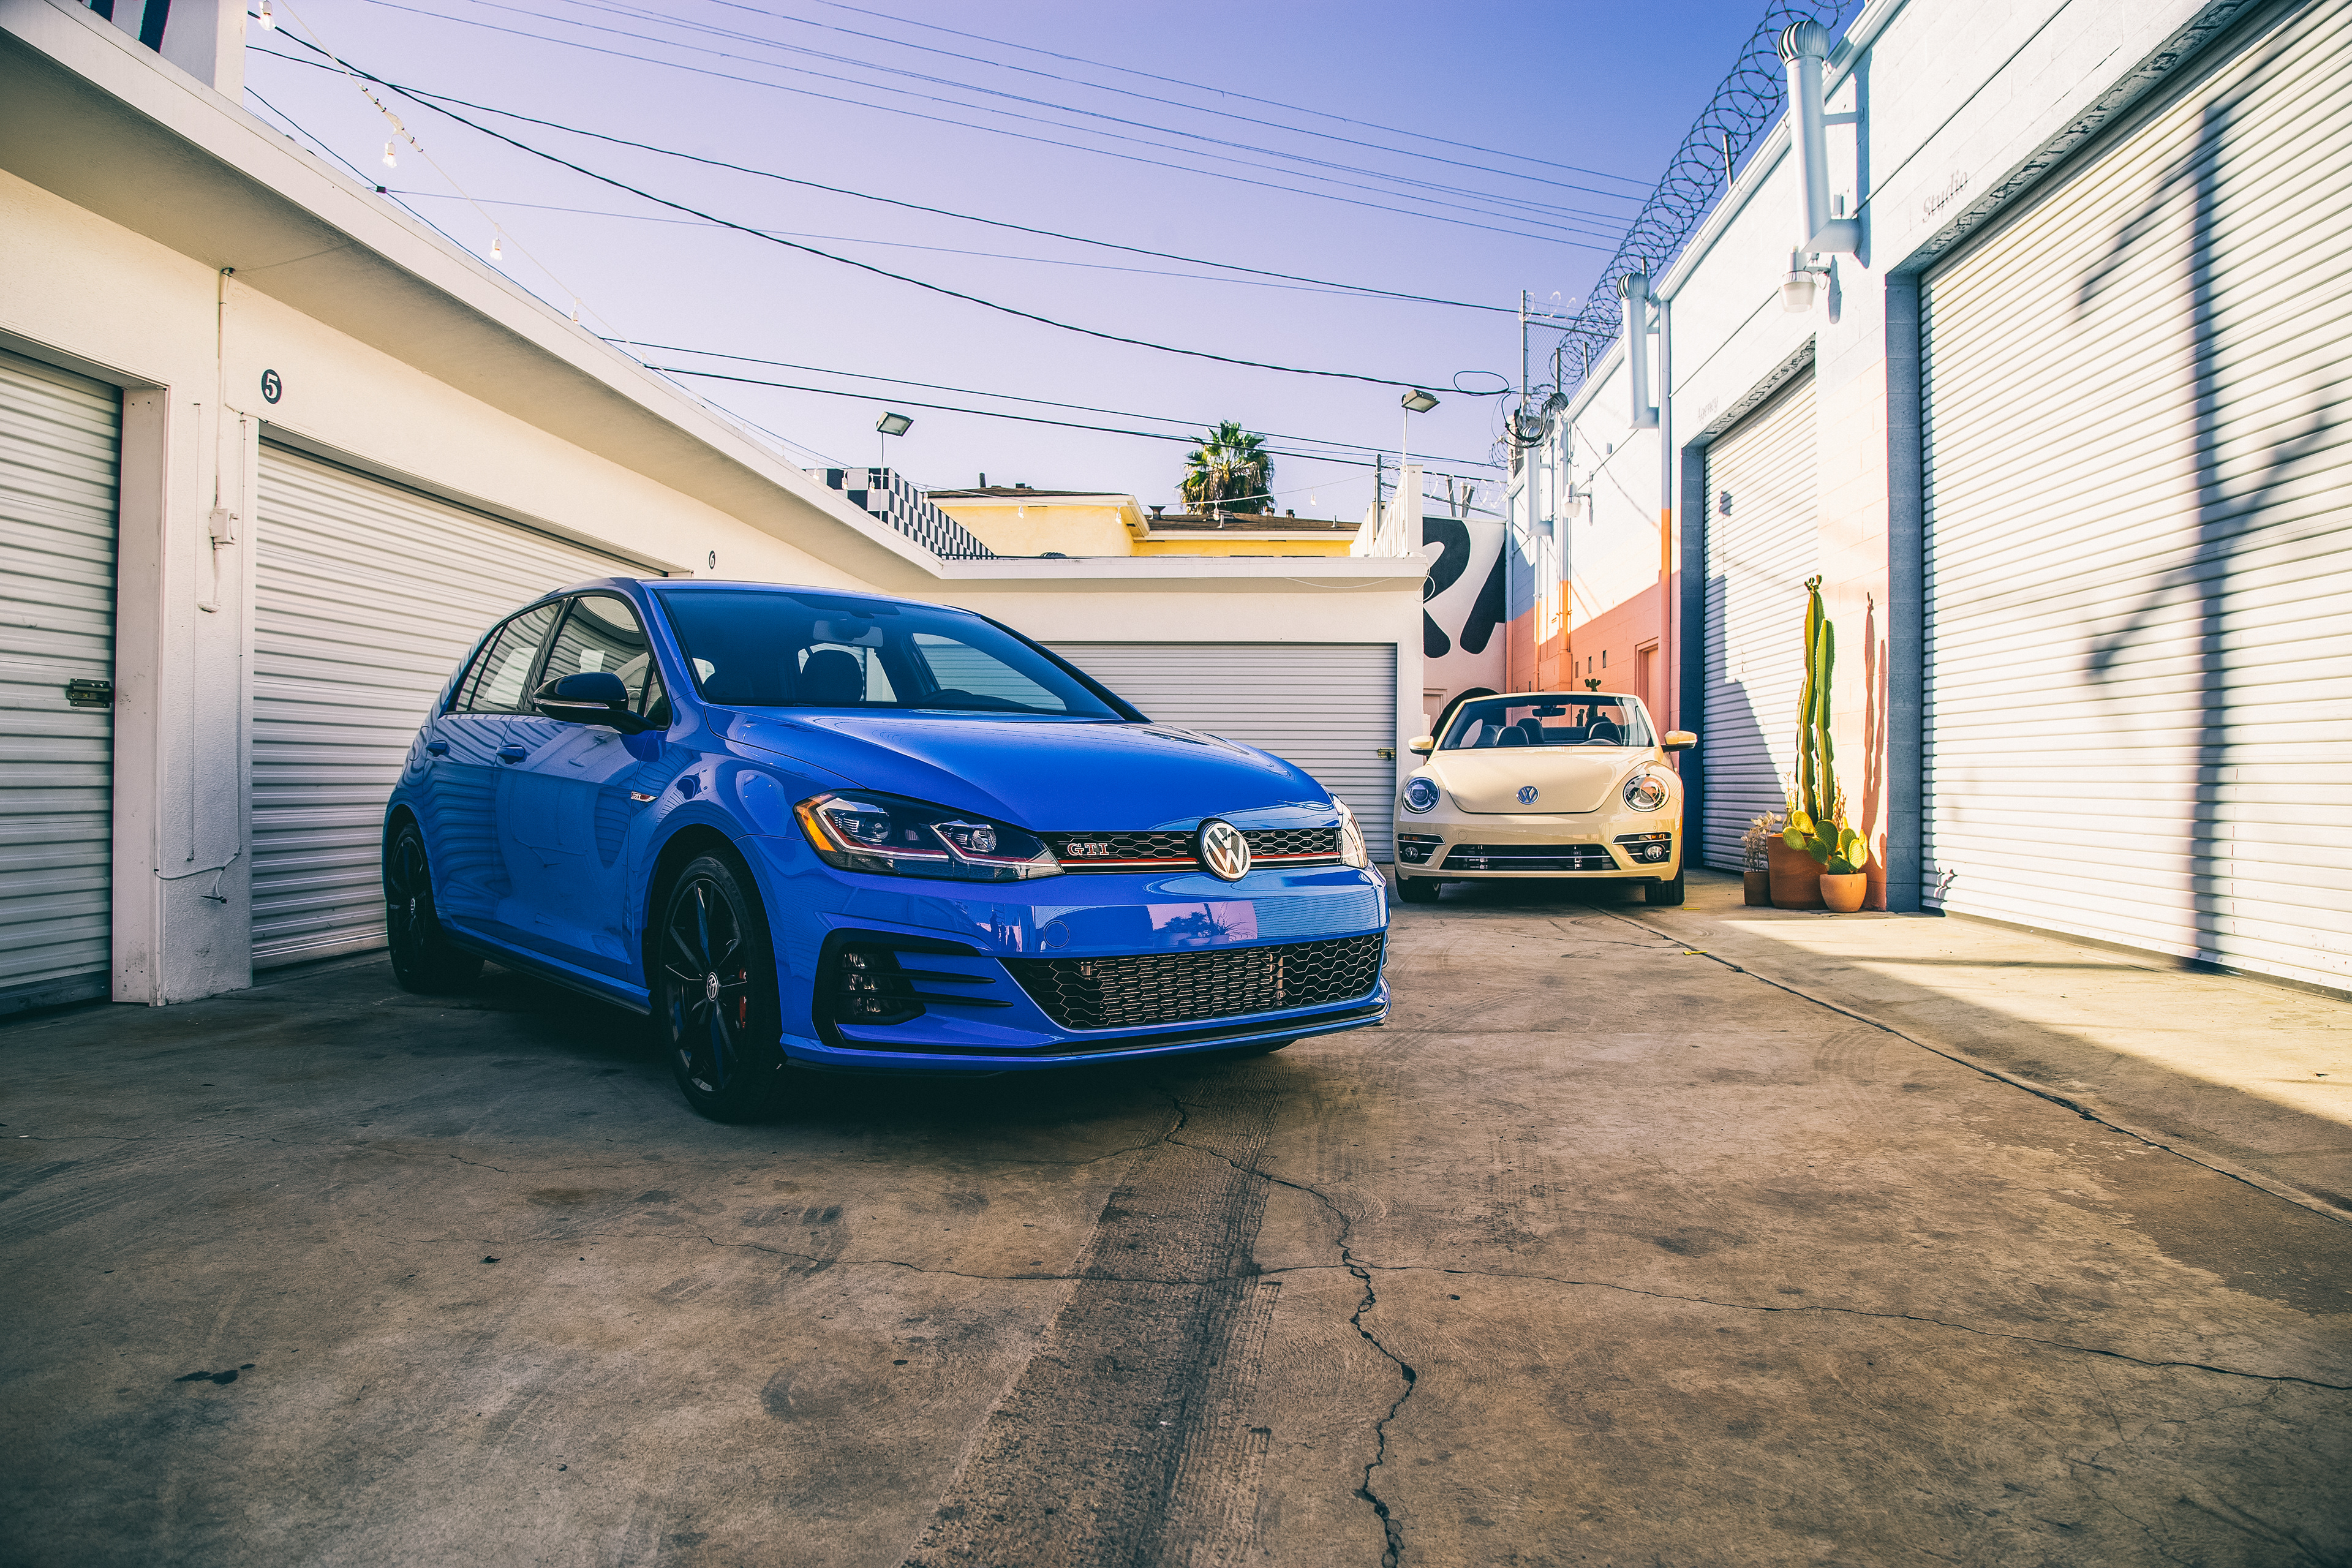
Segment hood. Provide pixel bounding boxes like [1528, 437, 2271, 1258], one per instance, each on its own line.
[725, 712, 1331, 830]
[1431, 745, 1651, 813]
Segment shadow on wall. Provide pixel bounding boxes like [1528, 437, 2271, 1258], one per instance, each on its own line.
[2073, 42, 2344, 956]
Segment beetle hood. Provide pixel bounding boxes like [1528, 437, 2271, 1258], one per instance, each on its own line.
[1433, 747, 1653, 813]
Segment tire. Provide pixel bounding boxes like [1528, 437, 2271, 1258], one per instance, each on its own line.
[1397, 875, 1442, 904]
[1646, 870, 1687, 907]
[383, 820, 483, 993]
[655, 853, 791, 1122]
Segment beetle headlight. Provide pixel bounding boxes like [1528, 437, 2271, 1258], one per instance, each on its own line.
[1335, 797, 1371, 869]
[1402, 776, 1441, 813]
[795, 791, 1061, 881]
[1623, 771, 1671, 812]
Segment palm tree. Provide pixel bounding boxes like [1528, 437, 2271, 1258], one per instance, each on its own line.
[1179, 421, 1275, 516]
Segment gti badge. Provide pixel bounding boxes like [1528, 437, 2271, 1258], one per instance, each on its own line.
[1518, 785, 1540, 805]
[1197, 818, 1252, 881]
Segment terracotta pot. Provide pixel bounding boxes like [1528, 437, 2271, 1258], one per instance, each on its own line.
[1819, 871, 1867, 913]
[1743, 869, 1771, 907]
[1766, 840, 1823, 909]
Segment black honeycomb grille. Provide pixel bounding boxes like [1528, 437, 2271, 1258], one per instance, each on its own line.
[1005, 933, 1385, 1030]
[1045, 827, 1341, 870]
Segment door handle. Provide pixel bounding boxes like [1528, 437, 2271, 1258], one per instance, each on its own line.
[497, 744, 529, 764]
[425, 740, 450, 756]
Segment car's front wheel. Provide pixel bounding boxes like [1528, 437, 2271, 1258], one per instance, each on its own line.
[1396, 875, 1442, 904]
[656, 853, 790, 1121]
[1645, 870, 1686, 907]
[384, 820, 482, 993]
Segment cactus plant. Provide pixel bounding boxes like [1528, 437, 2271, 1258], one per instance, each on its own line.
[1781, 576, 1868, 872]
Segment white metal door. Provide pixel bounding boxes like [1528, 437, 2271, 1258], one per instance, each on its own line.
[252, 445, 644, 965]
[1700, 371, 1817, 870]
[1048, 643, 1398, 858]
[0, 349, 118, 1013]
[1920, 2, 2352, 991]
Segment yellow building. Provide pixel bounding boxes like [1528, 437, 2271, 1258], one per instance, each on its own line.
[929, 484, 1354, 557]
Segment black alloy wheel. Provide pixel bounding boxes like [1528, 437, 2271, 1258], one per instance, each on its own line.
[1646, 869, 1687, 907]
[657, 853, 789, 1121]
[1396, 875, 1442, 904]
[383, 820, 483, 993]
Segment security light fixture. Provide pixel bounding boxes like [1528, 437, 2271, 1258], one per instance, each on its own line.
[1782, 250, 1833, 312]
[1400, 388, 1439, 413]
[875, 412, 914, 437]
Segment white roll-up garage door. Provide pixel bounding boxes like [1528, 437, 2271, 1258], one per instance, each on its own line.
[252, 445, 650, 965]
[1, 349, 119, 1014]
[1699, 369, 1817, 870]
[1920, 4, 2352, 991]
[1048, 643, 1398, 859]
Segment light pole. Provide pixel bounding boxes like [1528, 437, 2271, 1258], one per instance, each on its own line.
[1400, 386, 1438, 469]
[875, 410, 913, 472]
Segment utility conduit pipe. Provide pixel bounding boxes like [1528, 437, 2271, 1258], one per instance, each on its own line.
[1777, 22, 1860, 254]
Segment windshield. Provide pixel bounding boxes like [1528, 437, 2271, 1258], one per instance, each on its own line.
[1441, 695, 1655, 749]
[654, 589, 1125, 718]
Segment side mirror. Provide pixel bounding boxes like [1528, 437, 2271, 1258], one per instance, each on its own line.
[535, 671, 655, 733]
[1408, 736, 1434, 756]
[1662, 730, 1697, 751]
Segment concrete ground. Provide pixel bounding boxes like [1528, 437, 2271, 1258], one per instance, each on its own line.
[2, 868, 2348, 1567]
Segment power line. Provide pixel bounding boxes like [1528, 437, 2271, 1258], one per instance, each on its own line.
[650, 364, 1500, 481]
[781, 0, 1656, 192]
[255, 35, 1517, 391]
[629, 342, 1499, 466]
[331, 2, 1619, 246]
[381, 189, 1516, 310]
[254, 43, 1536, 312]
[541, 0, 1645, 217]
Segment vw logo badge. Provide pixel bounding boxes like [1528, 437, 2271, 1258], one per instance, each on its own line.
[1197, 818, 1252, 881]
[1517, 785, 1540, 805]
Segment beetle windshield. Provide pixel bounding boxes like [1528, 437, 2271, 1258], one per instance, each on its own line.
[654, 589, 1127, 718]
[1441, 695, 1654, 749]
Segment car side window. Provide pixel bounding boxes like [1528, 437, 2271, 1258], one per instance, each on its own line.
[546, 594, 676, 725]
[455, 602, 561, 715]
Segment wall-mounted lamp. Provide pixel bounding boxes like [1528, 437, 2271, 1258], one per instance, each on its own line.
[1617, 272, 1660, 431]
[1781, 250, 1833, 312]
[1777, 22, 1860, 254]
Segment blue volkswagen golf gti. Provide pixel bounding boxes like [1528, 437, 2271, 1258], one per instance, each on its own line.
[382, 579, 1390, 1118]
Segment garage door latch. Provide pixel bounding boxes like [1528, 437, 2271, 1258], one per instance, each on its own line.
[65, 679, 113, 709]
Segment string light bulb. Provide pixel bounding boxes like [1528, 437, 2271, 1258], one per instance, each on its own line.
[488, 230, 504, 265]
[382, 140, 396, 169]
[257, 0, 276, 28]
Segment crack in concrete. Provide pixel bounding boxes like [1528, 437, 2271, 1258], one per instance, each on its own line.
[1163, 1115, 1416, 1568]
[1357, 1262, 2352, 1391]
[1594, 907, 2352, 1228]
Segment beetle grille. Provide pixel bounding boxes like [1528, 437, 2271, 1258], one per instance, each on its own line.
[1442, 843, 1616, 872]
[1005, 933, 1384, 1030]
[1044, 827, 1341, 870]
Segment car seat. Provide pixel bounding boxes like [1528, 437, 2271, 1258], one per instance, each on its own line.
[1497, 726, 1528, 746]
[798, 648, 867, 706]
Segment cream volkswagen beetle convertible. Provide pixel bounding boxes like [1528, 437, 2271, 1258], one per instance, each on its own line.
[1391, 692, 1696, 905]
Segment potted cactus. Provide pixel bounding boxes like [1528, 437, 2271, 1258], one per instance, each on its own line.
[1741, 814, 1777, 906]
[1777, 576, 1869, 911]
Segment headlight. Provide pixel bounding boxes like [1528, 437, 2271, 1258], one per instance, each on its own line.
[795, 791, 1061, 881]
[1335, 797, 1371, 869]
[1623, 771, 1671, 812]
[1402, 777, 1441, 813]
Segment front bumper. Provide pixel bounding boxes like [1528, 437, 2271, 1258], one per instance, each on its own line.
[741, 834, 1392, 1072]
[1392, 809, 1683, 880]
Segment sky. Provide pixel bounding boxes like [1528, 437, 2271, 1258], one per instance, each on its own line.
[241, 0, 1785, 522]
